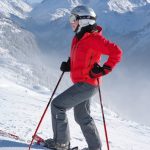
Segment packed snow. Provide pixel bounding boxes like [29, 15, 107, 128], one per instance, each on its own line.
[0, 78, 150, 150]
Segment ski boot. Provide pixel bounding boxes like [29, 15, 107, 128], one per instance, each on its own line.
[44, 138, 76, 150]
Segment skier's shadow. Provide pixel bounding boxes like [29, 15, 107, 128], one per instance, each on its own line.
[0, 139, 42, 149]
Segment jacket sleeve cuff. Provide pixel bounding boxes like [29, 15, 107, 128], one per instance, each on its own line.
[89, 70, 103, 78]
[103, 65, 112, 75]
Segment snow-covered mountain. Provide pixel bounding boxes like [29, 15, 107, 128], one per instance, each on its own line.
[0, 0, 32, 19]
[28, 0, 150, 59]
[0, 0, 55, 89]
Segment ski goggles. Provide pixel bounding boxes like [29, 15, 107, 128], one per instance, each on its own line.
[69, 14, 96, 23]
[69, 14, 78, 23]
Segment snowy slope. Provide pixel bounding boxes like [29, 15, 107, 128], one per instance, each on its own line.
[0, 17, 51, 89]
[0, 0, 54, 89]
[0, 78, 150, 150]
[0, 0, 32, 19]
[0, 137, 46, 150]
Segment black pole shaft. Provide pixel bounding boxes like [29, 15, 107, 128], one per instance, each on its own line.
[28, 72, 64, 150]
[97, 79, 110, 150]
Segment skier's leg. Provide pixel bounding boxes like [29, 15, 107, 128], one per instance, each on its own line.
[74, 100, 102, 150]
[51, 82, 97, 145]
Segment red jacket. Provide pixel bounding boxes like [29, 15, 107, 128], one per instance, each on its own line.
[70, 26, 122, 86]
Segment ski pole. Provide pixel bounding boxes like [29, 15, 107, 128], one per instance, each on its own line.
[28, 72, 65, 150]
[97, 79, 110, 150]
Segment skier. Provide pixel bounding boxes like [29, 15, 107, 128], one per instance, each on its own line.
[44, 5, 122, 150]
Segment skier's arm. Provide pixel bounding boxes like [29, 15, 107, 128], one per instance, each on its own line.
[89, 36, 123, 78]
[100, 36, 123, 71]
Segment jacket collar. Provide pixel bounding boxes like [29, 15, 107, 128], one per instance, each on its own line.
[75, 25, 102, 41]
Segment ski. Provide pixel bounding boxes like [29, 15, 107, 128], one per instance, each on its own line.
[33, 134, 79, 150]
[0, 129, 23, 141]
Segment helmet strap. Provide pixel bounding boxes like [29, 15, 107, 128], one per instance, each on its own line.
[74, 24, 80, 33]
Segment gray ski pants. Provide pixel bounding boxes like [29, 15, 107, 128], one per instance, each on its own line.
[51, 82, 102, 150]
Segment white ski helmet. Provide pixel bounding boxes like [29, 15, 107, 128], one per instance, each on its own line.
[70, 5, 96, 32]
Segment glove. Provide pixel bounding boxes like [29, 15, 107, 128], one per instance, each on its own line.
[89, 63, 112, 78]
[60, 57, 70, 72]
